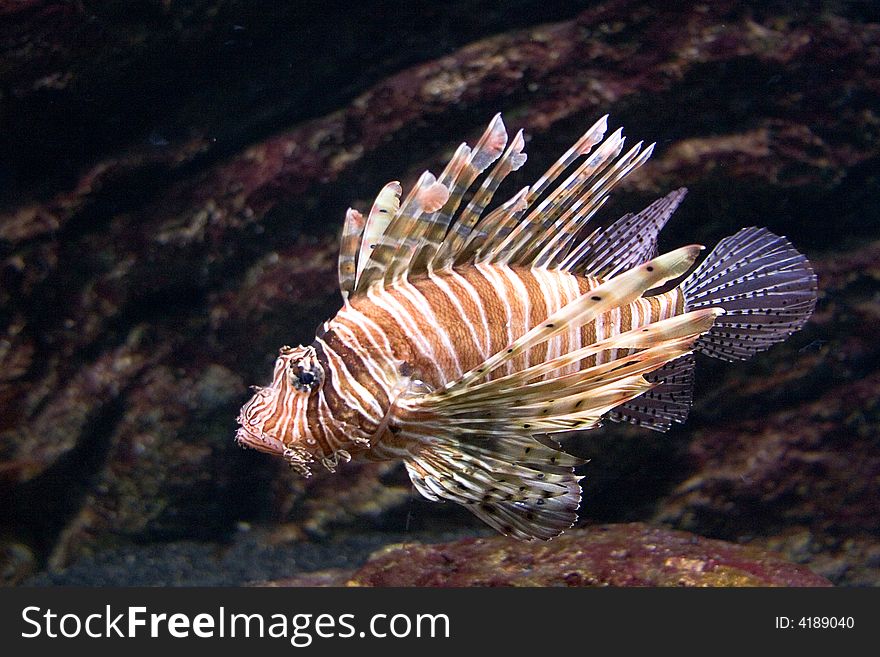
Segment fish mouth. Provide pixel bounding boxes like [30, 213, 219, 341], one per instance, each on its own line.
[235, 425, 286, 456]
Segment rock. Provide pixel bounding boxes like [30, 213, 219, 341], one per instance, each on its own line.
[259, 523, 832, 587]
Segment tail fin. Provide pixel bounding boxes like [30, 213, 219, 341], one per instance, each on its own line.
[681, 227, 818, 361]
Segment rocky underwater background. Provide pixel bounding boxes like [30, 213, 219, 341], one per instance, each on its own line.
[1, 0, 878, 586]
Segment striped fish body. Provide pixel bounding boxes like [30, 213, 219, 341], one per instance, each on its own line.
[236, 113, 817, 540]
[317, 266, 685, 466]
[324, 265, 683, 421]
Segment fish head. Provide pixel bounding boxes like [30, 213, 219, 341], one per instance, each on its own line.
[235, 344, 324, 476]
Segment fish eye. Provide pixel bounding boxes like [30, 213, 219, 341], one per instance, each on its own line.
[290, 360, 321, 392]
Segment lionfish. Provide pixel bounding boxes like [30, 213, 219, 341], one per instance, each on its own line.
[236, 114, 817, 540]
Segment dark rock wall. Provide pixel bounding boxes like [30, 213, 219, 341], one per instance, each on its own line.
[1, 1, 878, 585]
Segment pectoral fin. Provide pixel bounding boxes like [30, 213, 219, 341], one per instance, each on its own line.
[392, 307, 721, 540]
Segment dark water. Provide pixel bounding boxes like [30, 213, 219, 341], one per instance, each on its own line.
[2, 1, 878, 587]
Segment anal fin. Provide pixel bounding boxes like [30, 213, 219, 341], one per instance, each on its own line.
[608, 353, 695, 432]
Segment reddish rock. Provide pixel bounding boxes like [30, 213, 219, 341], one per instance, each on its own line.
[260, 523, 831, 587]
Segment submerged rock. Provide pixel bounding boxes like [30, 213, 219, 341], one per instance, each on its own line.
[260, 523, 832, 587]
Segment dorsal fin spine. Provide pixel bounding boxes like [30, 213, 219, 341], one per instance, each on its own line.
[398, 117, 508, 278]
[338, 207, 365, 299]
[526, 114, 609, 202]
[426, 122, 519, 271]
[487, 129, 626, 267]
[471, 186, 532, 264]
[382, 171, 448, 283]
[344, 114, 669, 296]
[435, 130, 526, 268]
[536, 141, 655, 269]
[354, 181, 401, 288]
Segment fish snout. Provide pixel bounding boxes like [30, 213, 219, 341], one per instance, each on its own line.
[234, 424, 286, 456]
[235, 388, 285, 455]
